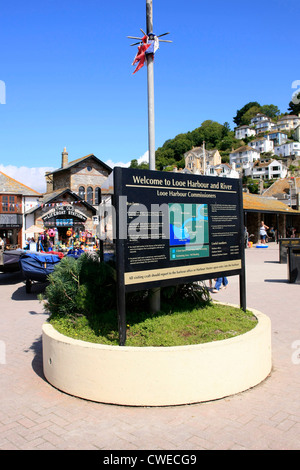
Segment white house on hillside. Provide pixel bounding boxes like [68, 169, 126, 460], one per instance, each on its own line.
[234, 125, 256, 140]
[250, 113, 269, 126]
[274, 141, 300, 158]
[251, 159, 288, 180]
[229, 145, 260, 174]
[255, 119, 275, 134]
[205, 163, 239, 179]
[248, 136, 274, 154]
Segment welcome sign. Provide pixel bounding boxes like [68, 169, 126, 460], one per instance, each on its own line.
[114, 167, 244, 291]
[113, 167, 246, 345]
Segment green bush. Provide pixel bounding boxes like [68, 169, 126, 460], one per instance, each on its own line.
[40, 253, 211, 321]
[39, 252, 117, 320]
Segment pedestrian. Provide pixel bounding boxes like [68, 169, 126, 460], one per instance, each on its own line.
[259, 220, 269, 244]
[0, 237, 4, 250]
[212, 277, 228, 293]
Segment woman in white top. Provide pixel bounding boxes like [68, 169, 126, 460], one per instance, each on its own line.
[259, 221, 269, 244]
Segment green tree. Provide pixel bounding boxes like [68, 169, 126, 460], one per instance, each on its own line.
[130, 159, 149, 169]
[233, 102, 261, 126]
[260, 104, 281, 119]
[288, 92, 300, 115]
[240, 105, 262, 125]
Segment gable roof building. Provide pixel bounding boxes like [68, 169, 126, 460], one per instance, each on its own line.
[23, 148, 113, 249]
[45, 148, 112, 205]
[0, 171, 41, 248]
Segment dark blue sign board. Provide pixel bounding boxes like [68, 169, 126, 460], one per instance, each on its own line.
[113, 167, 246, 345]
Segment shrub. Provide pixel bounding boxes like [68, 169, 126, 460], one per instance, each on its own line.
[39, 252, 117, 320]
[40, 252, 211, 322]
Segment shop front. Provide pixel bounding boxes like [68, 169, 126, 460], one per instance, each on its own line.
[0, 213, 23, 249]
[25, 189, 98, 252]
[40, 205, 97, 251]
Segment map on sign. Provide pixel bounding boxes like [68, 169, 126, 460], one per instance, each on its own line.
[169, 203, 209, 260]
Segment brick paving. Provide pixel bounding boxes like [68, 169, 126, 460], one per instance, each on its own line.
[1, 244, 300, 450]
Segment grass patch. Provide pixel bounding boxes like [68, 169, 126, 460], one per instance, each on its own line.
[48, 301, 258, 347]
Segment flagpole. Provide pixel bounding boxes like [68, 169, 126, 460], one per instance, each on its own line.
[146, 0, 160, 312]
[146, 0, 155, 171]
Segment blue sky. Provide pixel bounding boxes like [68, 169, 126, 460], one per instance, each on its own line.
[0, 0, 299, 192]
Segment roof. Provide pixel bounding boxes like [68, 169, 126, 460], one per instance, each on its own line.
[25, 188, 96, 214]
[243, 192, 300, 214]
[0, 171, 41, 196]
[230, 145, 259, 154]
[266, 130, 288, 135]
[263, 178, 300, 198]
[249, 137, 267, 143]
[235, 124, 254, 130]
[47, 154, 112, 175]
[278, 115, 300, 121]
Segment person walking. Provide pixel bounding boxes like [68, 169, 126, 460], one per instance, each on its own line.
[212, 277, 228, 293]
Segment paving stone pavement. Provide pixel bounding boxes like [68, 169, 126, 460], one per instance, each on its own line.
[1, 244, 300, 450]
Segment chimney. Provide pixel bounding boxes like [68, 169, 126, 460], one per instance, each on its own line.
[45, 172, 53, 193]
[61, 147, 68, 168]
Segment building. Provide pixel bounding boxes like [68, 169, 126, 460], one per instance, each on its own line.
[250, 113, 269, 126]
[229, 145, 260, 174]
[0, 171, 41, 248]
[262, 177, 300, 210]
[184, 147, 221, 174]
[276, 115, 300, 133]
[234, 125, 256, 140]
[255, 119, 275, 135]
[25, 149, 112, 249]
[251, 159, 287, 180]
[248, 136, 274, 154]
[204, 163, 239, 179]
[264, 130, 288, 146]
[243, 191, 300, 242]
[274, 141, 300, 158]
[45, 148, 112, 206]
[294, 125, 300, 142]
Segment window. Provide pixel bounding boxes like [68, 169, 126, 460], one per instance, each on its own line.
[87, 186, 93, 205]
[94, 187, 100, 205]
[79, 186, 85, 200]
[2, 196, 8, 212]
[9, 196, 15, 212]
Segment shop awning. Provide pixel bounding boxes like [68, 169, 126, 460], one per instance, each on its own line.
[24, 225, 45, 234]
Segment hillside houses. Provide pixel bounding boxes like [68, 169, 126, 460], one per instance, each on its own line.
[248, 136, 274, 153]
[235, 112, 300, 139]
[229, 145, 260, 175]
[251, 159, 287, 180]
[233, 112, 300, 180]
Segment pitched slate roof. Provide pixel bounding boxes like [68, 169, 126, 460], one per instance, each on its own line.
[25, 188, 96, 214]
[0, 171, 41, 196]
[263, 178, 300, 198]
[243, 192, 300, 214]
[47, 154, 112, 175]
[230, 145, 260, 154]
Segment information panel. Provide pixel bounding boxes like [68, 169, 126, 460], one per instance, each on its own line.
[114, 167, 244, 292]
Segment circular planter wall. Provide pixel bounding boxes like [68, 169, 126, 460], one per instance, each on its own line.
[42, 306, 272, 406]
